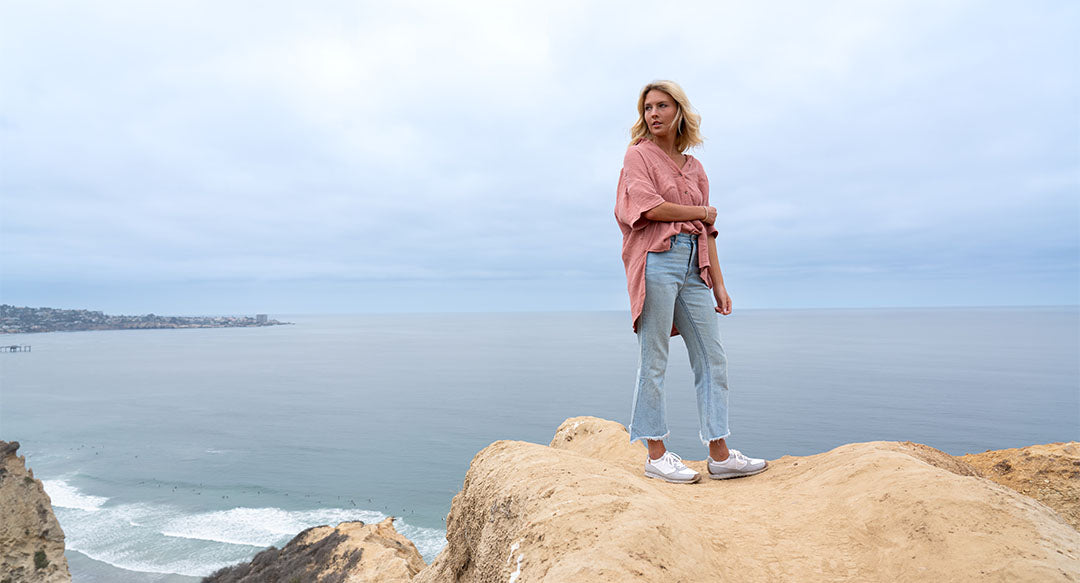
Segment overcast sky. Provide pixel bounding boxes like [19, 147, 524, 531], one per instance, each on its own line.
[1, 1, 1077, 315]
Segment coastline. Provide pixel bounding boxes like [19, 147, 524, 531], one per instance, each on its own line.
[0, 304, 290, 334]
[122, 422, 1080, 582]
[14, 429, 1079, 582]
[66, 550, 201, 583]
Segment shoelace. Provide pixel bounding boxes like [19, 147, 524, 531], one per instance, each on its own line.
[714, 450, 747, 468]
[660, 451, 688, 470]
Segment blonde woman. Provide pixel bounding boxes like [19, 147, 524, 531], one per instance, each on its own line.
[615, 80, 768, 483]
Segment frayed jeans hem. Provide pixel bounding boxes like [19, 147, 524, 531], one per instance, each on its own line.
[630, 430, 670, 444]
[701, 431, 731, 445]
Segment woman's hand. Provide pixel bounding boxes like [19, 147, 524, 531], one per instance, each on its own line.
[702, 206, 717, 225]
[714, 285, 732, 315]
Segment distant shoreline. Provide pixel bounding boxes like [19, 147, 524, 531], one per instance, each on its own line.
[0, 304, 291, 334]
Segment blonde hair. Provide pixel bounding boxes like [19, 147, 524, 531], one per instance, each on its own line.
[628, 80, 704, 152]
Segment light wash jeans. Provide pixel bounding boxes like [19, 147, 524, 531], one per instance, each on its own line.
[629, 233, 730, 445]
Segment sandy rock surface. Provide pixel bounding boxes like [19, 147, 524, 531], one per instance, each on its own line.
[202, 517, 425, 583]
[0, 441, 72, 583]
[414, 416, 1080, 583]
[961, 442, 1080, 531]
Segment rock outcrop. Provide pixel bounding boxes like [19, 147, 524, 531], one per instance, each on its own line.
[961, 441, 1080, 531]
[7, 425, 1077, 582]
[413, 416, 1080, 583]
[0, 441, 72, 583]
[202, 517, 425, 583]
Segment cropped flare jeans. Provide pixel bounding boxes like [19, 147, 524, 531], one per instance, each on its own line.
[629, 233, 730, 445]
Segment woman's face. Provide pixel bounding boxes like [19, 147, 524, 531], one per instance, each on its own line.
[643, 89, 678, 138]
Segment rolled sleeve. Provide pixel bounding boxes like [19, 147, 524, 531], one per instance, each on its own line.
[698, 170, 718, 237]
[615, 149, 665, 231]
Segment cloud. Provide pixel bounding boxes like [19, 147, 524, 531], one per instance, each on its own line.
[1, 0, 1076, 311]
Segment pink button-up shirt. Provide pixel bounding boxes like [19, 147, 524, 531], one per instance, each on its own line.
[615, 138, 718, 332]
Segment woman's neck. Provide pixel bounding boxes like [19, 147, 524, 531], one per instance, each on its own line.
[650, 134, 679, 158]
[650, 135, 683, 165]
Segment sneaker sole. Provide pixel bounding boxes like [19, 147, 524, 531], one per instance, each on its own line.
[644, 469, 701, 484]
[707, 462, 769, 480]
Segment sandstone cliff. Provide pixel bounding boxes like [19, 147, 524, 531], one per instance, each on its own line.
[413, 417, 1080, 583]
[198, 419, 1079, 582]
[961, 441, 1080, 531]
[0, 441, 71, 583]
[202, 517, 425, 583]
[5, 427, 1075, 583]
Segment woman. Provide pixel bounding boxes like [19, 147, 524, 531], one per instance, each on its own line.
[615, 80, 767, 484]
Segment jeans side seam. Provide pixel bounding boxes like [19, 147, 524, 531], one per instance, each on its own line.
[675, 293, 712, 430]
[632, 298, 669, 443]
[630, 323, 649, 442]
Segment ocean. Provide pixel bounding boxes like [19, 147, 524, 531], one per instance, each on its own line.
[1, 308, 1077, 581]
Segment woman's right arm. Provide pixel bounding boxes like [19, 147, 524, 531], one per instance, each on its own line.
[617, 148, 717, 229]
[644, 202, 717, 224]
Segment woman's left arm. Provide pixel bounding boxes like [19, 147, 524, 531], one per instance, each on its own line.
[706, 235, 732, 315]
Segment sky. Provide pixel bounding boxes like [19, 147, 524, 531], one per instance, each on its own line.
[1, 0, 1077, 315]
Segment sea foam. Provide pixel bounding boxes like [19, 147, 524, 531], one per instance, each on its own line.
[161, 506, 387, 547]
[46, 480, 446, 577]
[42, 479, 109, 511]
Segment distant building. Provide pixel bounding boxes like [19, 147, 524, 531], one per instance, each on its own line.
[256, 314, 268, 324]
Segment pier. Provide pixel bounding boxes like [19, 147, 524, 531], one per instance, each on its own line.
[3, 345, 31, 352]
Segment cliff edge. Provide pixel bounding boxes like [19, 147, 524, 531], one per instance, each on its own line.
[414, 416, 1079, 583]
[961, 442, 1080, 531]
[200, 418, 1079, 582]
[0, 441, 72, 583]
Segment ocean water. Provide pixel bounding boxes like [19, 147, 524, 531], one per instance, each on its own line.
[0, 308, 1077, 581]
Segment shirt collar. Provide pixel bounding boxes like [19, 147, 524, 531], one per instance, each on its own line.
[639, 138, 694, 173]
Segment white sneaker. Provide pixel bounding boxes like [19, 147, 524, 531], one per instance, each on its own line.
[644, 451, 700, 484]
[707, 449, 768, 480]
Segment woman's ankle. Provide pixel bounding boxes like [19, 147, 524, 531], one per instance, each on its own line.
[709, 438, 730, 461]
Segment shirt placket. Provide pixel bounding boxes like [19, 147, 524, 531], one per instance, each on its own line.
[675, 171, 694, 204]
